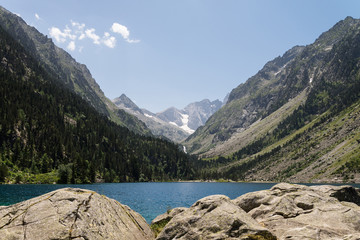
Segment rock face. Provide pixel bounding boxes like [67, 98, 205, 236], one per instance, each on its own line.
[0, 188, 154, 240]
[233, 183, 360, 240]
[2, 184, 360, 240]
[155, 195, 276, 240]
[153, 183, 360, 240]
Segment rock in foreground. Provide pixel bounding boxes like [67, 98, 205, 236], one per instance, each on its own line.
[233, 183, 360, 240]
[2, 184, 360, 240]
[155, 195, 276, 240]
[0, 188, 154, 240]
[154, 183, 360, 240]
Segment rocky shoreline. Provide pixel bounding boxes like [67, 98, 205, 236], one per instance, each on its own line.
[1, 183, 360, 239]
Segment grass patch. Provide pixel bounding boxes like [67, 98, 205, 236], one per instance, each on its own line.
[150, 218, 171, 237]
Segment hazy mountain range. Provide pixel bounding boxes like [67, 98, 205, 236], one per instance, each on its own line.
[112, 94, 223, 142]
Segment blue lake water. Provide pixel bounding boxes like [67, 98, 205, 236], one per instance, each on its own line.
[1, 182, 359, 223]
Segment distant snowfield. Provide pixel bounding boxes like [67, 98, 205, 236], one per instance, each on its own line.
[144, 113, 154, 118]
[180, 114, 195, 134]
[168, 114, 195, 134]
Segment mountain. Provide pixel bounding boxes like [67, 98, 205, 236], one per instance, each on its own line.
[157, 99, 223, 134]
[112, 95, 223, 142]
[0, 7, 195, 183]
[112, 94, 189, 142]
[113, 94, 144, 115]
[186, 17, 360, 183]
[184, 45, 306, 155]
[0, 6, 150, 135]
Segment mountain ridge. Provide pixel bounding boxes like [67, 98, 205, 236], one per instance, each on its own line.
[0, 6, 195, 183]
[112, 94, 223, 142]
[0, 6, 150, 135]
[187, 16, 360, 183]
[185, 16, 360, 157]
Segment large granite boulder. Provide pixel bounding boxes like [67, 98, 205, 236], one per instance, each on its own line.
[151, 207, 187, 237]
[155, 195, 276, 240]
[0, 188, 154, 240]
[233, 183, 360, 240]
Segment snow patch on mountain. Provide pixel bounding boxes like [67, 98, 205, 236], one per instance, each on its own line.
[180, 113, 195, 134]
[274, 63, 288, 76]
[169, 115, 195, 134]
[144, 113, 154, 118]
[169, 121, 178, 126]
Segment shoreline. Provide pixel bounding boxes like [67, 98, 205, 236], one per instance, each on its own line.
[1, 179, 360, 185]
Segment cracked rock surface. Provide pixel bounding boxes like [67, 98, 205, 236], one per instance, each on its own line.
[233, 183, 360, 240]
[155, 195, 276, 240]
[154, 183, 360, 240]
[0, 188, 154, 240]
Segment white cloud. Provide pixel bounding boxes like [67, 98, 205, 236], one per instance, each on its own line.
[103, 33, 116, 48]
[71, 20, 85, 31]
[126, 39, 140, 44]
[79, 33, 86, 40]
[49, 20, 139, 52]
[35, 13, 41, 20]
[111, 23, 130, 39]
[49, 26, 76, 43]
[111, 22, 140, 43]
[67, 41, 76, 51]
[49, 27, 67, 43]
[64, 26, 77, 40]
[85, 28, 101, 45]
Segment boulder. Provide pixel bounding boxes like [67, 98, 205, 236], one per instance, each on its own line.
[151, 207, 187, 237]
[233, 183, 360, 240]
[155, 195, 276, 240]
[0, 188, 154, 240]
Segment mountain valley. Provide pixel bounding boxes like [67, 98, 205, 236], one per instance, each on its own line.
[0, 4, 360, 184]
[0, 6, 195, 184]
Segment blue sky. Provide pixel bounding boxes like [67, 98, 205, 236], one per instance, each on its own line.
[1, 0, 360, 113]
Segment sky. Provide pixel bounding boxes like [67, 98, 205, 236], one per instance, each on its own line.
[0, 0, 360, 113]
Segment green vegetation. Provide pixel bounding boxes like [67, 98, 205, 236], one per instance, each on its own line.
[1, 8, 360, 184]
[0, 24, 195, 184]
[192, 17, 360, 182]
[151, 218, 171, 237]
[0, 7, 151, 136]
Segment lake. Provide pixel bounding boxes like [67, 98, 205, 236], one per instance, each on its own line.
[1, 182, 359, 223]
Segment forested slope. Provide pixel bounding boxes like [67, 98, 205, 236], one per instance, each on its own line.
[0, 24, 195, 183]
[190, 17, 360, 183]
[0, 6, 150, 135]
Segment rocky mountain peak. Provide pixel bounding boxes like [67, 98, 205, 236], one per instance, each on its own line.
[184, 16, 360, 162]
[314, 16, 360, 49]
[112, 94, 143, 115]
